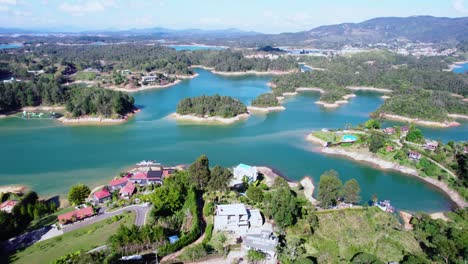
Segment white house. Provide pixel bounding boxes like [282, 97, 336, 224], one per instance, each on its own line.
[243, 230, 279, 258]
[214, 204, 249, 233]
[232, 163, 258, 186]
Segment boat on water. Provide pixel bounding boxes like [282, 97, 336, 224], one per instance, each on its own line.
[375, 200, 395, 213]
[136, 160, 161, 166]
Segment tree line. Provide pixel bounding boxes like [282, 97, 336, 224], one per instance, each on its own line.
[176, 94, 247, 118]
[250, 93, 280, 107]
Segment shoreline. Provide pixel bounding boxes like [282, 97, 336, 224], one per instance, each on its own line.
[445, 60, 468, 71]
[0, 105, 66, 119]
[191, 65, 296, 76]
[447, 113, 468, 120]
[168, 112, 250, 124]
[103, 79, 182, 93]
[345, 86, 393, 93]
[315, 94, 356, 108]
[247, 105, 286, 113]
[305, 134, 467, 208]
[58, 109, 139, 125]
[379, 113, 460, 128]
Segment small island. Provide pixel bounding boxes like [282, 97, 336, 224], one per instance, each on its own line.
[247, 93, 285, 112]
[171, 94, 249, 124]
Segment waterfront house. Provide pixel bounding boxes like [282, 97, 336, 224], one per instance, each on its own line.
[401, 126, 409, 136]
[109, 177, 129, 191]
[141, 75, 158, 83]
[129, 170, 164, 185]
[0, 200, 17, 213]
[214, 203, 250, 233]
[58, 206, 94, 226]
[423, 141, 439, 151]
[383, 127, 396, 135]
[243, 230, 279, 258]
[408, 151, 422, 160]
[232, 163, 258, 186]
[119, 181, 136, 198]
[93, 188, 112, 204]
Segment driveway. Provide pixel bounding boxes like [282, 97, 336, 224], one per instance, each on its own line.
[63, 203, 151, 233]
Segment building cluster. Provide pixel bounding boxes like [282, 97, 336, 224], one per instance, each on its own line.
[214, 203, 278, 258]
[140, 72, 172, 85]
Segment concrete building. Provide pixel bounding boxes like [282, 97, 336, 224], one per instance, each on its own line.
[243, 230, 279, 258]
[232, 163, 258, 186]
[214, 203, 249, 233]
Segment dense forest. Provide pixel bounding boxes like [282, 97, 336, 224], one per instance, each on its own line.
[185, 50, 299, 72]
[176, 94, 247, 118]
[0, 78, 135, 117]
[250, 93, 280, 107]
[373, 89, 467, 121]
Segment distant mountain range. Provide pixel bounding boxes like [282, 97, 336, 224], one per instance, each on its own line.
[1, 16, 467, 48]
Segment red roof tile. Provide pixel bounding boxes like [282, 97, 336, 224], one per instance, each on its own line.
[0, 200, 17, 209]
[133, 172, 148, 179]
[119, 181, 136, 195]
[94, 188, 111, 199]
[58, 207, 94, 223]
[109, 177, 128, 186]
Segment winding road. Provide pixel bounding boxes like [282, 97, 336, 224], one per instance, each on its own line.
[63, 203, 151, 233]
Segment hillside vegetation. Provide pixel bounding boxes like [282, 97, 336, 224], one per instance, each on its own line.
[176, 94, 247, 118]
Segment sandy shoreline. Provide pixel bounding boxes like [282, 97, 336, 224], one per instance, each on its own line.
[191, 65, 295, 76]
[447, 113, 468, 120]
[0, 185, 27, 194]
[306, 134, 467, 208]
[104, 79, 182, 93]
[247, 106, 286, 113]
[380, 113, 460, 127]
[58, 109, 139, 125]
[346, 86, 393, 93]
[168, 112, 250, 124]
[315, 94, 356, 108]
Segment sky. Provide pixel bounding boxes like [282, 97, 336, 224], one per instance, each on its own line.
[0, 0, 467, 33]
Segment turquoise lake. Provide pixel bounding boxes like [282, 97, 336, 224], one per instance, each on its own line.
[453, 62, 468, 74]
[0, 69, 466, 212]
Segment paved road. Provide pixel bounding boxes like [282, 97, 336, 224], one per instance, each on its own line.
[63, 203, 150, 233]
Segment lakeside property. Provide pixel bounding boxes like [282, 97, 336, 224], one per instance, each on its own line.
[306, 123, 468, 208]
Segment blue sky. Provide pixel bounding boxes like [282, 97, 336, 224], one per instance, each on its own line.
[0, 0, 467, 33]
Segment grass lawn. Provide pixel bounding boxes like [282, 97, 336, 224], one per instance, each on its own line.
[10, 212, 135, 264]
[305, 207, 422, 263]
[25, 207, 75, 232]
[74, 71, 97, 81]
[313, 131, 339, 143]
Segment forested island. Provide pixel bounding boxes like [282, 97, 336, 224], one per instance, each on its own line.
[272, 51, 468, 119]
[248, 93, 285, 112]
[0, 78, 136, 123]
[186, 49, 299, 73]
[173, 94, 249, 124]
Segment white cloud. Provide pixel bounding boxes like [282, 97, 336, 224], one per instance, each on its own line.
[0, 0, 16, 4]
[59, 0, 115, 16]
[453, 0, 468, 13]
[0, 5, 9, 11]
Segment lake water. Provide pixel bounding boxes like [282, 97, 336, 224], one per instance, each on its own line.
[0, 44, 22, 50]
[0, 69, 466, 212]
[453, 62, 468, 74]
[167, 45, 227, 51]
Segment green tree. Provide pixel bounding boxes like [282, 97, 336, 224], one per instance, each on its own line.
[350, 252, 384, 264]
[267, 187, 299, 228]
[341, 179, 361, 204]
[207, 165, 232, 192]
[246, 186, 264, 203]
[188, 154, 211, 190]
[68, 184, 91, 205]
[247, 249, 266, 263]
[364, 119, 381, 129]
[369, 132, 385, 153]
[317, 170, 342, 208]
[406, 128, 424, 143]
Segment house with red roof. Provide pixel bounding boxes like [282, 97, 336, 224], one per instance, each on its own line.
[109, 177, 129, 191]
[383, 127, 396, 135]
[128, 169, 173, 185]
[0, 200, 18, 213]
[58, 206, 94, 226]
[93, 188, 112, 204]
[119, 181, 136, 198]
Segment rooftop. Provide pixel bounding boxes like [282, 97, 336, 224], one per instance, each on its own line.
[0, 200, 17, 210]
[58, 207, 94, 222]
[244, 231, 278, 252]
[109, 177, 128, 186]
[94, 188, 111, 199]
[120, 181, 136, 195]
[216, 203, 248, 216]
[237, 163, 253, 170]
